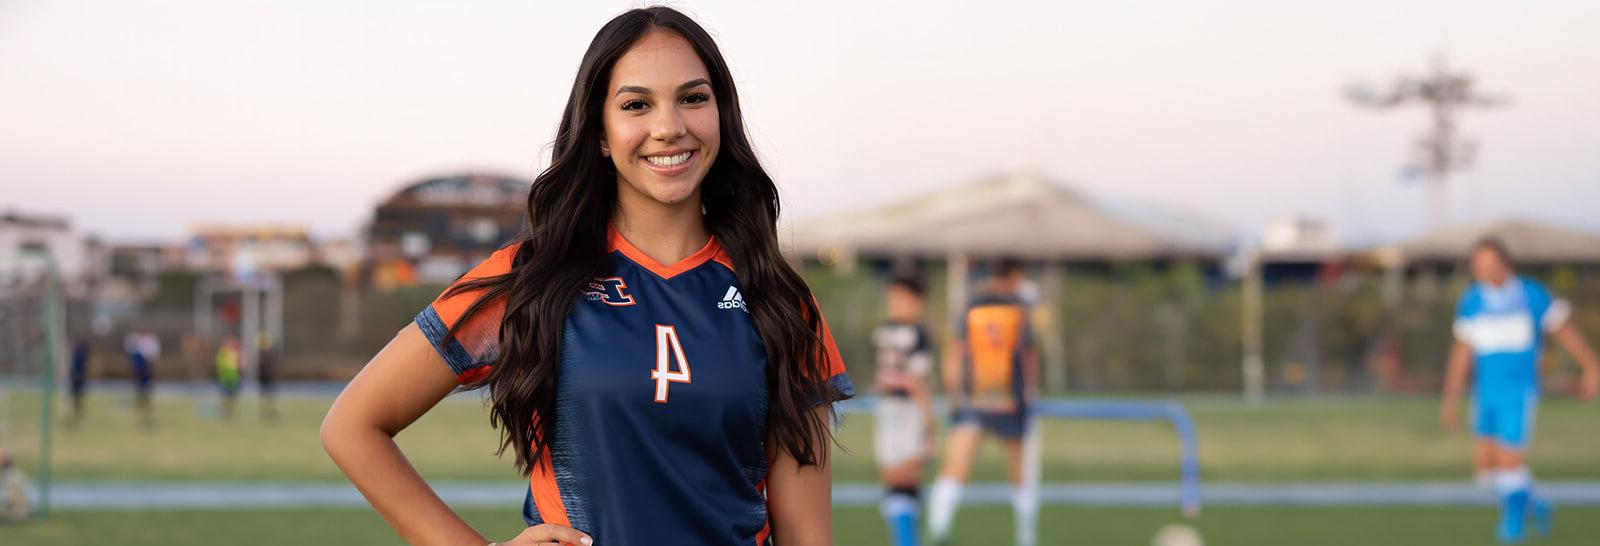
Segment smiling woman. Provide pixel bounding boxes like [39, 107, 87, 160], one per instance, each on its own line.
[602, 31, 721, 213]
[319, 6, 852, 546]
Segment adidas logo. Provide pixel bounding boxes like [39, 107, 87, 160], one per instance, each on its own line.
[717, 286, 747, 311]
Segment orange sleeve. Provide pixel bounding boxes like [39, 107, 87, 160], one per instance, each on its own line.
[413, 243, 520, 383]
[816, 312, 848, 378]
[811, 301, 855, 404]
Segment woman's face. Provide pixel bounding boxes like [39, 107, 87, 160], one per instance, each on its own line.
[602, 30, 720, 209]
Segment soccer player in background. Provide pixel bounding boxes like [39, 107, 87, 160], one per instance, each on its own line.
[123, 328, 158, 430]
[256, 333, 279, 421]
[0, 446, 30, 521]
[68, 337, 90, 426]
[216, 335, 242, 420]
[320, 7, 852, 545]
[874, 273, 937, 546]
[929, 259, 1041, 546]
[1441, 237, 1600, 543]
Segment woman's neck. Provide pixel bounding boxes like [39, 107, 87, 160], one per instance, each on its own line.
[613, 187, 709, 265]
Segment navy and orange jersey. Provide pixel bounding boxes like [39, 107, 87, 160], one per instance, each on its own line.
[954, 292, 1034, 413]
[414, 229, 853, 546]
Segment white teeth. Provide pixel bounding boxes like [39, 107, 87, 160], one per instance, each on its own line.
[645, 151, 691, 167]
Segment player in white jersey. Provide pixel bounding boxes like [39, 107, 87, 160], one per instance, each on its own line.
[874, 274, 937, 546]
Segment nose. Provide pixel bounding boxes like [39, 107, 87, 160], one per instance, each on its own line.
[649, 106, 686, 142]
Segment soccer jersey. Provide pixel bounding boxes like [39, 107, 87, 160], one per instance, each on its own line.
[954, 292, 1033, 414]
[1455, 276, 1570, 397]
[872, 322, 933, 467]
[872, 322, 933, 399]
[414, 229, 853, 545]
[1454, 276, 1570, 447]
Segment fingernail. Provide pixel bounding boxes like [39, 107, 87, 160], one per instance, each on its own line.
[581, 537, 594, 546]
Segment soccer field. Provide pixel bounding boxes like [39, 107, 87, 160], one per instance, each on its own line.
[3, 505, 1600, 546]
[5, 390, 1599, 482]
[3, 389, 1600, 545]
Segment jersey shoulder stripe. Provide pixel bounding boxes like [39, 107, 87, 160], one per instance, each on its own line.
[416, 242, 520, 382]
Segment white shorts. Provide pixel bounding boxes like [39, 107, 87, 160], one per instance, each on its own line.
[874, 397, 928, 468]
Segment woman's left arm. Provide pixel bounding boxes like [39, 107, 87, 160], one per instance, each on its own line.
[766, 406, 835, 546]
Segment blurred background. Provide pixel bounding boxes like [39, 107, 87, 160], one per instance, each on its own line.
[2, 1, 1598, 544]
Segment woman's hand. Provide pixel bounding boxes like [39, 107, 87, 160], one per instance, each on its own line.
[500, 523, 594, 546]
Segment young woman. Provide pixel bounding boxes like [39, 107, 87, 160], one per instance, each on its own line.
[321, 7, 853, 546]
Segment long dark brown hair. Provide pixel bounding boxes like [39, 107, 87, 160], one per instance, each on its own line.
[443, 6, 846, 475]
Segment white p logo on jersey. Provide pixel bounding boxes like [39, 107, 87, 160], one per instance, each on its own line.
[717, 286, 746, 311]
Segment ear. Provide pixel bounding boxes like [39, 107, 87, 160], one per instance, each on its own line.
[600, 137, 611, 158]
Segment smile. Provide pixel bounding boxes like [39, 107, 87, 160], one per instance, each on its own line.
[645, 151, 692, 167]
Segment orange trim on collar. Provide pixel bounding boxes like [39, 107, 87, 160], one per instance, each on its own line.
[608, 227, 724, 280]
[711, 249, 735, 272]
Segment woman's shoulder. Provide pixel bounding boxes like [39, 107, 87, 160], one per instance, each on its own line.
[461, 241, 525, 280]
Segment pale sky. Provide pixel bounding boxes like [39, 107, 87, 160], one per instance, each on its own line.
[3, 0, 1598, 245]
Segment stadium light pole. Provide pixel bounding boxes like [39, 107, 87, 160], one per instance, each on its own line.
[1346, 52, 1506, 228]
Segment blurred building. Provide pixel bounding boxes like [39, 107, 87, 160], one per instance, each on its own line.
[789, 173, 1236, 394]
[1256, 216, 1347, 284]
[185, 224, 317, 275]
[0, 211, 114, 374]
[788, 173, 1235, 266]
[366, 172, 530, 287]
[1396, 218, 1600, 267]
[1263, 216, 1338, 256]
[0, 210, 92, 281]
[316, 238, 363, 273]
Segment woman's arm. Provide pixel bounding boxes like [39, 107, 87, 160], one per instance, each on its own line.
[321, 323, 489, 545]
[765, 406, 836, 546]
[322, 324, 594, 546]
[324, 325, 595, 546]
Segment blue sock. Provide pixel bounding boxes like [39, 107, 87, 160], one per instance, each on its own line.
[1495, 468, 1533, 543]
[882, 487, 921, 546]
[1531, 492, 1553, 536]
[1500, 490, 1528, 541]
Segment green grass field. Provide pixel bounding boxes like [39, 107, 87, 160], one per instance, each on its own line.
[5, 390, 1599, 482]
[3, 505, 1599, 546]
[3, 389, 1600, 545]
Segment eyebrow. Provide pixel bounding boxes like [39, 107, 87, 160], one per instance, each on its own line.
[615, 78, 712, 97]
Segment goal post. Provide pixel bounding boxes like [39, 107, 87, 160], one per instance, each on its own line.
[0, 249, 64, 521]
[1030, 399, 1202, 518]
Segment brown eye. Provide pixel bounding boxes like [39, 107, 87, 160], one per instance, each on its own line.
[622, 100, 649, 111]
[681, 92, 710, 105]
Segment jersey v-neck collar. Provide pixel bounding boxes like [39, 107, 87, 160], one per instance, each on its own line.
[608, 226, 726, 280]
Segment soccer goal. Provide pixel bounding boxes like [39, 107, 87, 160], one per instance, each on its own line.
[0, 250, 64, 522]
[1029, 399, 1202, 519]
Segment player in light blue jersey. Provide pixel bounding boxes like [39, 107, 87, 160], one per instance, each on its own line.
[1441, 238, 1600, 543]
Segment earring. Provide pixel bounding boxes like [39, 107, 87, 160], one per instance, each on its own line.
[600, 144, 610, 157]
